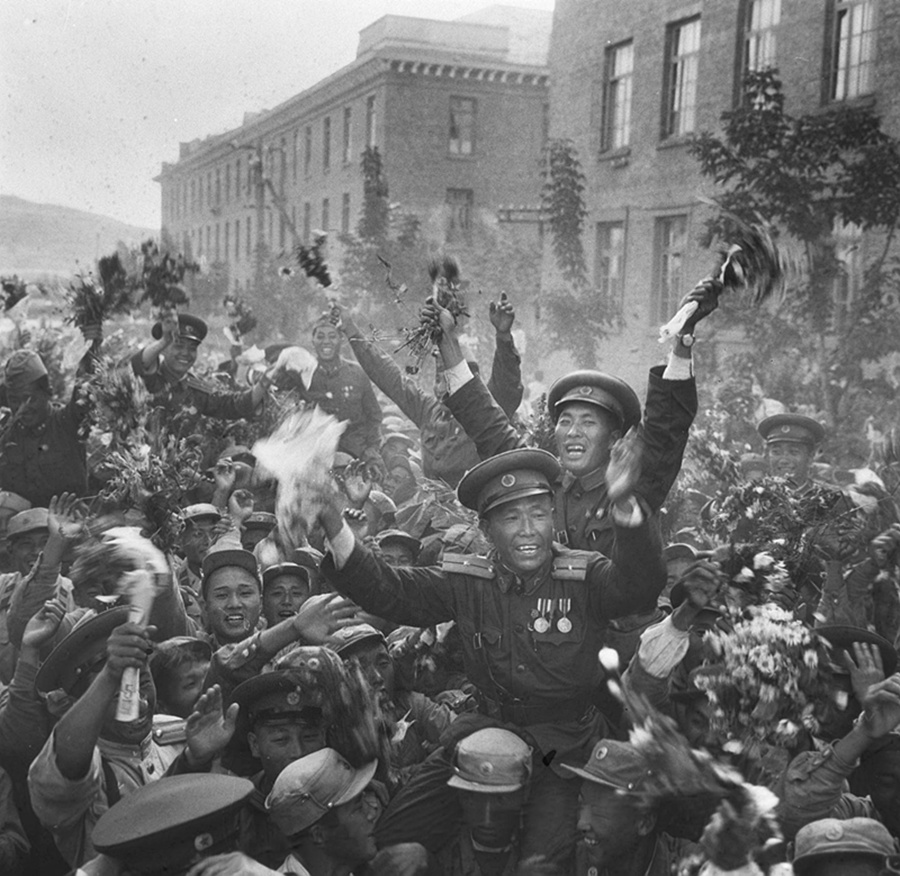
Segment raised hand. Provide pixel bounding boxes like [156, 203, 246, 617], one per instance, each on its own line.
[47, 492, 88, 542]
[21, 597, 67, 650]
[343, 460, 374, 507]
[213, 458, 237, 495]
[489, 292, 515, 334]
[103, 622, 155, 681]
[228, 489, 255, 525]
[185, 684, 239, 766]
[185, 852, 279, 876]
[294, 592, 358, 645]
[605, 426, 642, 504]
[421, 297, 457, 339]
[844, 641, 886, 706]
[159, 307, 180, 347]
[680, 277, 722, 333]
[859, 673, 900, 740]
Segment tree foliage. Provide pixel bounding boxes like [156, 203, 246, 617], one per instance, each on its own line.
[690, 70, 900, 461]
[539, 138, 620, 367]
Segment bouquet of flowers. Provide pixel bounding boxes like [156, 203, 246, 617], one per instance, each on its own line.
[295, 231, 332, 287]
[396, 256, 470, 375]
[66, 251, 136, 331]
[693, 604, 835, 758]
[135, 240, 197, 309]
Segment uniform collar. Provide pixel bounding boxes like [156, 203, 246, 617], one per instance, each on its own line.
[562, 465, 606, 494]
[315, 358, 342, 376]
[492, 552, 553, 595]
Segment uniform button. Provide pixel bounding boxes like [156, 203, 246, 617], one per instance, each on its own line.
[516, 664, 526, 673]
[514, 624, 524, 633]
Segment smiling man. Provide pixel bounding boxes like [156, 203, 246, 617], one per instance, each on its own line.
[318, 445, 665, 868]
[302, 315, 383, 463]
[757, 413, 825, 491]
[131, 311, 270, 420]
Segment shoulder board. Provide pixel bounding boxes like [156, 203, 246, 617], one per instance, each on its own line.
[441, 553, 494, 579]
[552, 552, 591, 581]
[152, 716, 187, 746]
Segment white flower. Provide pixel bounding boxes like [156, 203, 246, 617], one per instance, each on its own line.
[753, 551, 775, 570]
[735, 566, 755, 583]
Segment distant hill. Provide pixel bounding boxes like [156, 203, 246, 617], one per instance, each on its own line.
[0, 195, 157, 277]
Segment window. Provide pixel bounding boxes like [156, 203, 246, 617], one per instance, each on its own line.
[291, 206, 297, 242]
[449, 97, 476, 155]
[215, 223, 220, 261]
[833, 218, 863, 312]
[280, 138, 287, 195]
[207, 173, 212, 209]
[279, 212, 286, 250]
[268, 211, 273, 246]
[303, 202, 311, 241]
[341, 193, 351, 234]
[365, 95, 377, 148]
[654, 216, 687, 322]
[595, 222, 626, 302]
[235, 219, 240, 262]
[304, 126, 312, 176]
[224, 221, 230, 260]
[323, 117, 331, 170]
[663, 17, 701, 138]
[446, 188, 473, 240]
[742, 0, 781, 75]
[215, 170, 221, 205]
[322, 197, 330, 231]
[205, 225, 211, 255]
[831, 0, 876, 101]
[343, 107, 352, 164]
[602, 41, 634, 151]
[246, 215, 252, 258]
[293, 130, 299, 183]
[236, 158, 242, 197]
[225, 164, 231, 203]
[190, 180, 196, 213]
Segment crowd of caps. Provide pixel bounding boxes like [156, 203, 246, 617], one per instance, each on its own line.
[0, 282, 898, 876]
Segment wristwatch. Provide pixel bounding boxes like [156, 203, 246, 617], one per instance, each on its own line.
[677, 333, 695, 348]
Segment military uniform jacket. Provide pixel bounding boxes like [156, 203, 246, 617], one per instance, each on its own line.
[130, 351, 257, 421]
[349, 333, 523, 487]
[322, 523, 665, 762]
[445, 365, 697, 553]
[305, 357, 383, 460]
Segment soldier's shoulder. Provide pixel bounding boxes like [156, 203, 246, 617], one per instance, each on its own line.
[441, 552, 494, 579]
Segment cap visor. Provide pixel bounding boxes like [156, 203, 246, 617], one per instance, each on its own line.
[446, 775, 525, 793]
[559, 763, 624, 789]
[333, 759, 379, 808]
[481, 486, 553, 516]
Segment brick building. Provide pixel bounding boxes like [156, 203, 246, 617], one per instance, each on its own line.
[156, 5, 550, 296]
[548, 0, 900, 385]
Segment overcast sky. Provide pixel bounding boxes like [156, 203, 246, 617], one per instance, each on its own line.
[1, 0, 555, 229]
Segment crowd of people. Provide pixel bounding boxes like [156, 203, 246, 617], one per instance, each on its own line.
[0, 270, 898, 876]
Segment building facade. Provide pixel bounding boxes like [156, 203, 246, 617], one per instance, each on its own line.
[157, 6, 550, 296]
[548, 0, 900, 385]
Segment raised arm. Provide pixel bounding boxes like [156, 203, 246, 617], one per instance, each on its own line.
[317, 491, 456, 628]
[338, 306, 433, 429]
[486, 293, 524, 418]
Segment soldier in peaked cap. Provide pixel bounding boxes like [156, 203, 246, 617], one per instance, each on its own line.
[229, 655, 331, 869]
[792, 817, 898, 876]
[422, 282, 721, 554]
[86, 773, 262, 876]
[758, 412, 827, 491]
[131, 310, 275, 422]
[317, 445, 666, 867]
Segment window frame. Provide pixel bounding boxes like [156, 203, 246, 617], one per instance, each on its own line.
[661, 16, 701, 140]
[595, 221, 627, 304]
[602, 40, 634, 152]
[652, 214, 688, 324]
[828, 0, 877, 102]
[448, 97, 477, 157]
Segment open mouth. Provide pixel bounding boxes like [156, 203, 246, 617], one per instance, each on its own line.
[564, 442, 586, 457]
[277, 609, 296, 619]
[514, 544, 540, 557]
[224, 613, 247, 629]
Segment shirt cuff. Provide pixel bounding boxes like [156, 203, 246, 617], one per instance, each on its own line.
[329, 522, 357, 570]
[662, 347, 694, 380]
[610, 496, 645, 528]
[445, 360, 475, 396]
